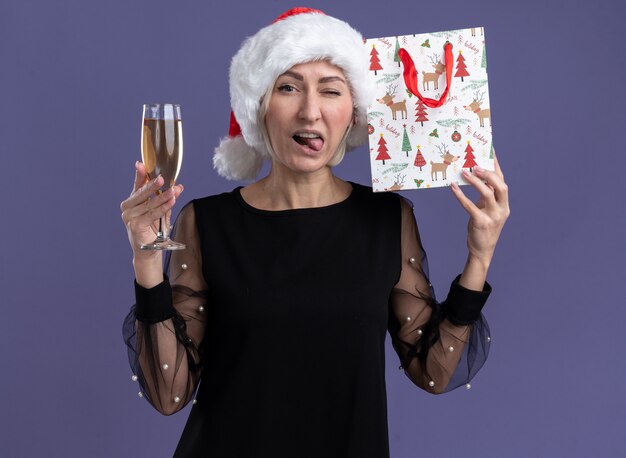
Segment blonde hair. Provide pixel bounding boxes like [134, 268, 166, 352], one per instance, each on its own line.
[257, 73, 355, 168]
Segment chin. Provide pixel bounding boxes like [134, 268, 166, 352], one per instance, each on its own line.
[274, 147, 335, 173]
[277, 156, 333, 175]
[290, 162, 332, 175]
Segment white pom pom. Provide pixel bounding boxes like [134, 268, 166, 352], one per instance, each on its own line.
[213, 136, 264, 181]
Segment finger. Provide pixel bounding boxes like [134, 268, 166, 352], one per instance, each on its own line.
[128, 195, 177, 233]
[474, 167, 508, 206]
[492, 148, 504, 180]
[173, 183, 184, 199]
[121, 174, 164, 212]
[462, 169, 497, 206]
[122, 181, 172, 222]
[449, 182, 482, 220]
[133, 161, 149, 193]
[126, 192, 176, 233]
[122, 173, 161, 213]
[164, 207, 172, 234]
[139, 194, 176, 224]
[136, 194, 177, 228]
[134, 183, 183, 219]
[476, 194, 486, 210]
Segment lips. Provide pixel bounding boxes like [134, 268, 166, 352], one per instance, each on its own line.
[292, 131, 324, 152]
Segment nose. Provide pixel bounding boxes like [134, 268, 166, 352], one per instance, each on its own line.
[298, 93, 322, 122]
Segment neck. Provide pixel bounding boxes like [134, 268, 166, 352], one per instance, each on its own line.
[242, 163, 351, 210]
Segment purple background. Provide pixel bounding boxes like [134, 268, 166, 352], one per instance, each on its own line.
[2, 0, 625, 456]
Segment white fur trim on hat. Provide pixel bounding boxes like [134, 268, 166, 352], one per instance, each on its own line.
[213, 135, 264, 181]
[213, 10, 374, 180]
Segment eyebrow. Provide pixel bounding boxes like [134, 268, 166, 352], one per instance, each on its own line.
[278, 70, 347, 85]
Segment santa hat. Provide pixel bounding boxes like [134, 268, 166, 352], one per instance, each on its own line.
[213, 7, 374, 181]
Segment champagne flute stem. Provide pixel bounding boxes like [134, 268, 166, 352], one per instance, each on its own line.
[155, 217, 167, 241]
[155, 189, 165, 240]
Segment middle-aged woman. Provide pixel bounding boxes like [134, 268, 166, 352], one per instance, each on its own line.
[121, 7, 510, 457]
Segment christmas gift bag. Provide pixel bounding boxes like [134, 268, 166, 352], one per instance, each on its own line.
[365, 28, 494, 192]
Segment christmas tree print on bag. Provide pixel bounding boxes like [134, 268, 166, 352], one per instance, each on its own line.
[365, 27, 494, 192]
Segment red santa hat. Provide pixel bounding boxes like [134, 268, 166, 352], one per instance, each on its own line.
[213, 7, 374, 181]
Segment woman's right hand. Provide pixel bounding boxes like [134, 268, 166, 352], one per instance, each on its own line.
[120, 161, 184, 259]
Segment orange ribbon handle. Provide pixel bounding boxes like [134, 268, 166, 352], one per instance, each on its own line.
[398, 41, 453, 108]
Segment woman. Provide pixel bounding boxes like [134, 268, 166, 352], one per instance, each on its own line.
[121, 8, 509, 457]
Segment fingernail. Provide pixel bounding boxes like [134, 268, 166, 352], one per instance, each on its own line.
[462, 170, 470, 176]
[475, 166, 484, 173]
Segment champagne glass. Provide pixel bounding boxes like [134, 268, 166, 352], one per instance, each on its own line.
[140, 103, 186, 250]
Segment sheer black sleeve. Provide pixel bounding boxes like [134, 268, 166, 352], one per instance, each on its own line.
[388, 196, 492, 394]
[123, 202, 209, 415]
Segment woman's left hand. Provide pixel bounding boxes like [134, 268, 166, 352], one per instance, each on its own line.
[450, 150, 510, 265]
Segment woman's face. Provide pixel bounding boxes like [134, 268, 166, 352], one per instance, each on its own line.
[264, 60, 354, 174]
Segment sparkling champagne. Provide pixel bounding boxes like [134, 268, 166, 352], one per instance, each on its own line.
[140, 103, 185, 250]
[142, 118, 183, 189]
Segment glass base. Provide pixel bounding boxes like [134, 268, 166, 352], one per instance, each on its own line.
[140, 236, 186, 251]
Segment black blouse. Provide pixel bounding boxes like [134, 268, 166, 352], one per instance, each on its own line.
[123, 182, 491, 457]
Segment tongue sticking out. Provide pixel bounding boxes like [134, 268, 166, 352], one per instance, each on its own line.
[295, 136, 324, 152]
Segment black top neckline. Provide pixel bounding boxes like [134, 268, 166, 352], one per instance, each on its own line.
[233, 181, 361, 216]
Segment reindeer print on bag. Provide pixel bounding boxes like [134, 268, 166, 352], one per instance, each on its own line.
[422, 53, 446, 91]
[377, 84, 407, 120]
[464, 91, 491, 128]
[385, 173, 406, 191]
[430, 144, 459, 181]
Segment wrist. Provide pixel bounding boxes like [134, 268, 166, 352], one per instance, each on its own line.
[132, 248, 161, 265]
[466, 253, 491, 273]
[133, 253, 164, 289]
[458, 254, 490, 291]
